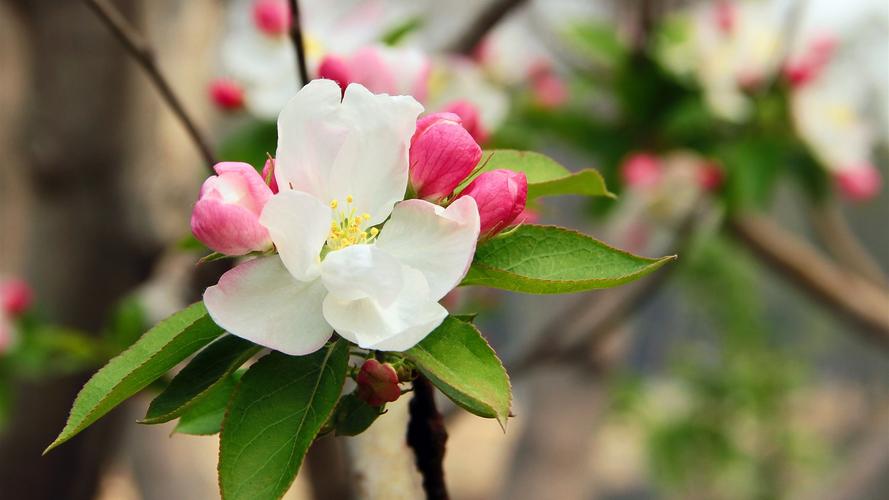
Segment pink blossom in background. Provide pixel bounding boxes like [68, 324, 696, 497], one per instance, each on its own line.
[191, 162, 274, 255]
[714, 0, 737, 34]
[0, 279, 32, 317]
[458, 169, 528, 238]
[529, 61, 569, 109]
[621, 153, 663, 189]
[698, 162, 725, 191]
[786, 34, 837, 88]
[441, 100, 489, 144]
[252, 0, 291, 37]
[317, 55, 351, 93]
[409, 112, 482, 201]
[317, 46, 430, 102]
[209, 78, 245, 111]
[835, 164, 882, 201]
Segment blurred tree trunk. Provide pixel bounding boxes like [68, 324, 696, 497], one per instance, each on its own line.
[0, 1, 161, 498]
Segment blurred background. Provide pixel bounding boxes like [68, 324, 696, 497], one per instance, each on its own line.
[0, 0, 887, 499]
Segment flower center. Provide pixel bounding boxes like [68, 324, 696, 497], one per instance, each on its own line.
[327, 195, 379, 250]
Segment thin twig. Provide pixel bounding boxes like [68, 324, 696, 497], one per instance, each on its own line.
[448, 0, 529, 54]
[287, 0, 310, 85]
[808, 200, 887, 288]
[407, 375, 449, 500]
[729, 215, 889, 347]
[83, 0, 216, 168]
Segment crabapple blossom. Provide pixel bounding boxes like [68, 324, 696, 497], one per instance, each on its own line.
[1, 278, 32, 317]
[409, 112, 481, 201]
[251, 0, 291, 36]
[621, 153, 663, 189]
[835, 165, 882, 201]
[191, 162, 274, 256]
[204, 81, 480, 355]
[317, 45, 431, 102]
[458, 169, 527, 238]
[441, 100, 488, 143]
[209, 78, 246, 110]
[356, 359, 401, 406]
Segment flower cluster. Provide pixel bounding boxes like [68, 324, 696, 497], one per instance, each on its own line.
[191, 80, 527, 355]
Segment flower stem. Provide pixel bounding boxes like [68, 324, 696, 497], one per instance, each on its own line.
[407, 375, 449, 500]
[287, 0, 311, 86]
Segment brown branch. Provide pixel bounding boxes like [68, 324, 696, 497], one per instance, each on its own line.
[83, 0, 216, 168]
[287, 0, 310, 85]
[448, 0, 529, 54]
[407, 375, 449, 500]
[808, 200, 887, 288]
[729, 215, 889, 347]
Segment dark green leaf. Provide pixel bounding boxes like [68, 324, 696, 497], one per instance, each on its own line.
[143, 335, 260, 424]
[404, 317, 511, 429]
[45, 302, 223, 453]
[173, 373, 238, 436]
[332, 393, 383, 437]
[463, 225, 676, 293]
[218, 341, 349, 500]
[470, 150, 614, 200]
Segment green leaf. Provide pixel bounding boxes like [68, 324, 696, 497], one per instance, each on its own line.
[45, 302, 223, 453]
[404, 317, 511, 429]
[142, 335, 260, 424]
[463, 225, 676, 293]
[174, 373, 238, 436]
[219, 341, 349, 500]
[471, 150, 614, 200]
[332, 393, 383, 437]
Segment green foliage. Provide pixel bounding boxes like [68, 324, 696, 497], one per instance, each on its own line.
[330, 393, 383, 437]
[217, 121, 278, 171]
[143, 335, 260, 424]
[218, 341, 349, 500]
[471, 150, 614, 200]
[174, 373, 239, 436]
[45, 302, 223, 452]
[463, 225, 675, 293]
[404, 316, 511, 428]
[380, 17, 423, 45]
[563, 21, 628, 68]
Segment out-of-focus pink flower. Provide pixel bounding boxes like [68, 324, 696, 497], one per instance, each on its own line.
[252, 0, 291, 37]
[458, 169, 528, 238]
[441, 100, 489, 144]
[698, 162, 725, 191]
[621, 153, 663, 189]
[785, 34, 837, 88]
[1, 279, 32, 317]
[317, 46, 430, 102]
[261, 158, 279, 194]
[714, 0, 736, 34]
[835, 164, 882, 201]
[209, 78, 245, 111]
[410, 112, 482, 201]
[191, 162, 274, 255]
[356, 359, 401, 406]
[529, 61, 569, 109]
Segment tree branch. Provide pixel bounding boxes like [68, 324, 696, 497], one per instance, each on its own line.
[808, 200, 887, 288]
[448, 0, 528, 54]
[407, 375, 449, 500]
[729, 215, 889, 347]
[287, 0, 310, 85]
[83, 0, 216, 168]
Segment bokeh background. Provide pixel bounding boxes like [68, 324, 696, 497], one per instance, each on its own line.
[0, 0, 887, 499]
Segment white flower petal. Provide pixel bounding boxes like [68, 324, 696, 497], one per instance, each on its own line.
[322, 267, 446, 351]
[320, 244, 403, 307]
[260, 190, 330, 281]
[204, 256, 332, 356]
[376, 197, 480, 301]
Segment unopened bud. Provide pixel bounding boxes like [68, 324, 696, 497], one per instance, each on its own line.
[621, 153, 662, 189]
[209, 78, 245, 111]
[441, 100, 489, 144]
[457, 169, 528, 238]
[410, 112, 482, 201]
[261, 158, 279, 194]
[0, 279, 32, 317]
[356, 359, 401, 406]
[252, 0, 291, 36]
[835, 164, 882, 201]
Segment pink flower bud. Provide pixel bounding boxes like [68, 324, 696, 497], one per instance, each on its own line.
[191, 162, 274, 255]
[209, 78, 245, 111]
[317, 55, 352, 93]
[529, 61, 569, 109]
[261, 158, 279, 194]
[714, 1, 736, 34]
[252, 0, 291, 36]
[785, 35, 837, 88]
[0, 279, 32, 317]
[698, 162, 725, 192]
[621, 153, 662, 189]
[458, 169, 528, 238]
[409, 112, 482, 201]
[356, 359, 401, 406]
[835, 164, 882, 201]
[441, 100, 489, 144]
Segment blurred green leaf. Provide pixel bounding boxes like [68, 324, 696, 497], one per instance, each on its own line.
[331, 393, 383, 437]
[217, 121, 277, 170]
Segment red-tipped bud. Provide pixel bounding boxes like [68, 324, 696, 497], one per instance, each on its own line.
[0, 279, 32, 317]
[458, 169, 528, 238]
[441, 100, 489, 144]
[261, 158, 279, 194]
[698, 162, 725, 192]
[835, 164, 882, 201]
[252, 0, 291, 36]
[621, 153, 663, 189]
[785, 35, 837, 88]
[409, 112, 482, 201]
[209, 78, 245, 111]
[191, 162, 274, 255]
[356, 359, 401, 406]
[317, 55, 352, 93]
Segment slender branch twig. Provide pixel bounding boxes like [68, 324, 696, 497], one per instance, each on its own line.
[407, 375, 449, 500]
[287, 0, 310, 85]
[448, 0, 529, 54]
[808, 200, 887, 288]
[730, 215, 889, 346]
[83, 0, 216, 168]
